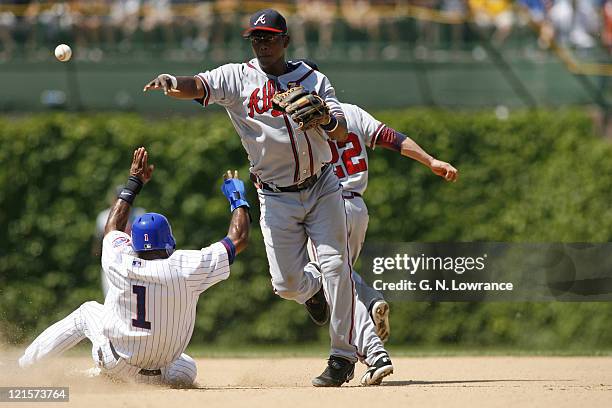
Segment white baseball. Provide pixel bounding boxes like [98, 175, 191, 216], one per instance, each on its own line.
[54, 44, 72, 62]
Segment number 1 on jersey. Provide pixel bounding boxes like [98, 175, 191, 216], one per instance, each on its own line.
[132, 285, 151, 330]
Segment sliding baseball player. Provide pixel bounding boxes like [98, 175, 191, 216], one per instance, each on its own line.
[19, 148, 251, 387]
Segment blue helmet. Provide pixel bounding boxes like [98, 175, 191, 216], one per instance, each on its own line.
[131, 212, 176, 253]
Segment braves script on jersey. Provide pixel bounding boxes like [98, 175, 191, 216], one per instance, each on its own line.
[195, 59, 344, 188]
[101, 231, 232, 369]
[328, 103, 395, 196]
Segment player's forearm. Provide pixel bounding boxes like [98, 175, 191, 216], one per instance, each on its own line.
[104, 199, 131, 235]
[104, 151, 150, 235]
[221, 173, 250, 253]
[168, 76, 205, 100]
[227, 207, 250, 254]
[375, 127, 433, 166]
[400, 137, 435, 168]
[325, 116, 348, 142]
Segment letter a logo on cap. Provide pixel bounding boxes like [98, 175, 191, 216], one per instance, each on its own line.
[144, 233, 149, 242]
[255, 14, 266, 25]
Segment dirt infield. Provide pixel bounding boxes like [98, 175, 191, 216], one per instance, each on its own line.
[1, 355, 611, 408]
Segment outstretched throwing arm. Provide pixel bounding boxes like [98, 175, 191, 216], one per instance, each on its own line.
[143, 74, 205, 99]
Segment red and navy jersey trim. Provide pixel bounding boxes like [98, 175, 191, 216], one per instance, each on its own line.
[375, 125, 406, 152]
[295, 69, 315, 85]
[369, 123, 385, 149]
[202, 77, 211, 106]
[193, 75, 211, 107]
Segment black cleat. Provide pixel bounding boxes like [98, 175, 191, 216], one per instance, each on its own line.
[312, 356, 355, 387]
[360, 353, 394, 386]
[305, 286, 329, 326]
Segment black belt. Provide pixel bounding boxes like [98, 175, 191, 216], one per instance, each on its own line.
[108, 340, 162, 377]
[342, 191, 362, 199]
[252, 165, 329, 193]
[139, 368, 162, 376]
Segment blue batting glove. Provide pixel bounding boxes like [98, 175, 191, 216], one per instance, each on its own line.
[221, 177, 250, 212]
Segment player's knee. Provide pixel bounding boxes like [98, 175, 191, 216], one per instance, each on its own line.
[318, 255, 346, 278]
[167, 370, 196, 388]
[78, 301, 102, 312]
[74, 301, 98, 327]
[164, 354, 197, 388]
[271, 277, 301, 300]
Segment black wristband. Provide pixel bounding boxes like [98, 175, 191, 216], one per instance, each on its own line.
[320, 115, 338, 132]
[118, 188, 136, 205]
[125, 176, 143, 194]
[118, 175, 143, 205]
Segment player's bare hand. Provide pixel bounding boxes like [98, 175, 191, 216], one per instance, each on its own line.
[224, 169, 239, 180]
[430, 159, 458, 182]
[143, 74, 178, 95]
[130, 147, 155, 184]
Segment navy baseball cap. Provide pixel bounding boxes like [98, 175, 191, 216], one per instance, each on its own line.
[242, 9, 288, 38]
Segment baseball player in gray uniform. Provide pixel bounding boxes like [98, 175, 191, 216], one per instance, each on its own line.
[310, 100, 458, 385]
[19, 147, 251, 387]
[293, 59, 457, 384]
[332, 101, 458, 334]
[143, 9, 359, 386]
[308, 101, 458, 384]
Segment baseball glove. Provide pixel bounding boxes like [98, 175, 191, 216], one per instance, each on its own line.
[272, 86, 331, 130]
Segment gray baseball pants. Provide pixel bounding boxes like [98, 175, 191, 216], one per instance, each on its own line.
[343, 195, 385, 309]
[258, 165, 357, 363]
[309, 194, 386, 365]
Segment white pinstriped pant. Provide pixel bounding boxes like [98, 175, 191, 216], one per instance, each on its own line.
[18, 301, 197, 387]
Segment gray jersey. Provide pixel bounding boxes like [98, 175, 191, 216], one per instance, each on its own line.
[328, 103, 386, 196]
[195, 59, 345, 187]
[101, 231, 231, 369]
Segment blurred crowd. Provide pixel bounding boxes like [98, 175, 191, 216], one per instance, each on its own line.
[0, 0, 610, 61]
[518, 0, 612, 52]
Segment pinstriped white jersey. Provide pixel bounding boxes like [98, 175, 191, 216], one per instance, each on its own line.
[195, 58, 344, 187]
[328, 103, 387, 196]
[101, 231, 230, 369]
